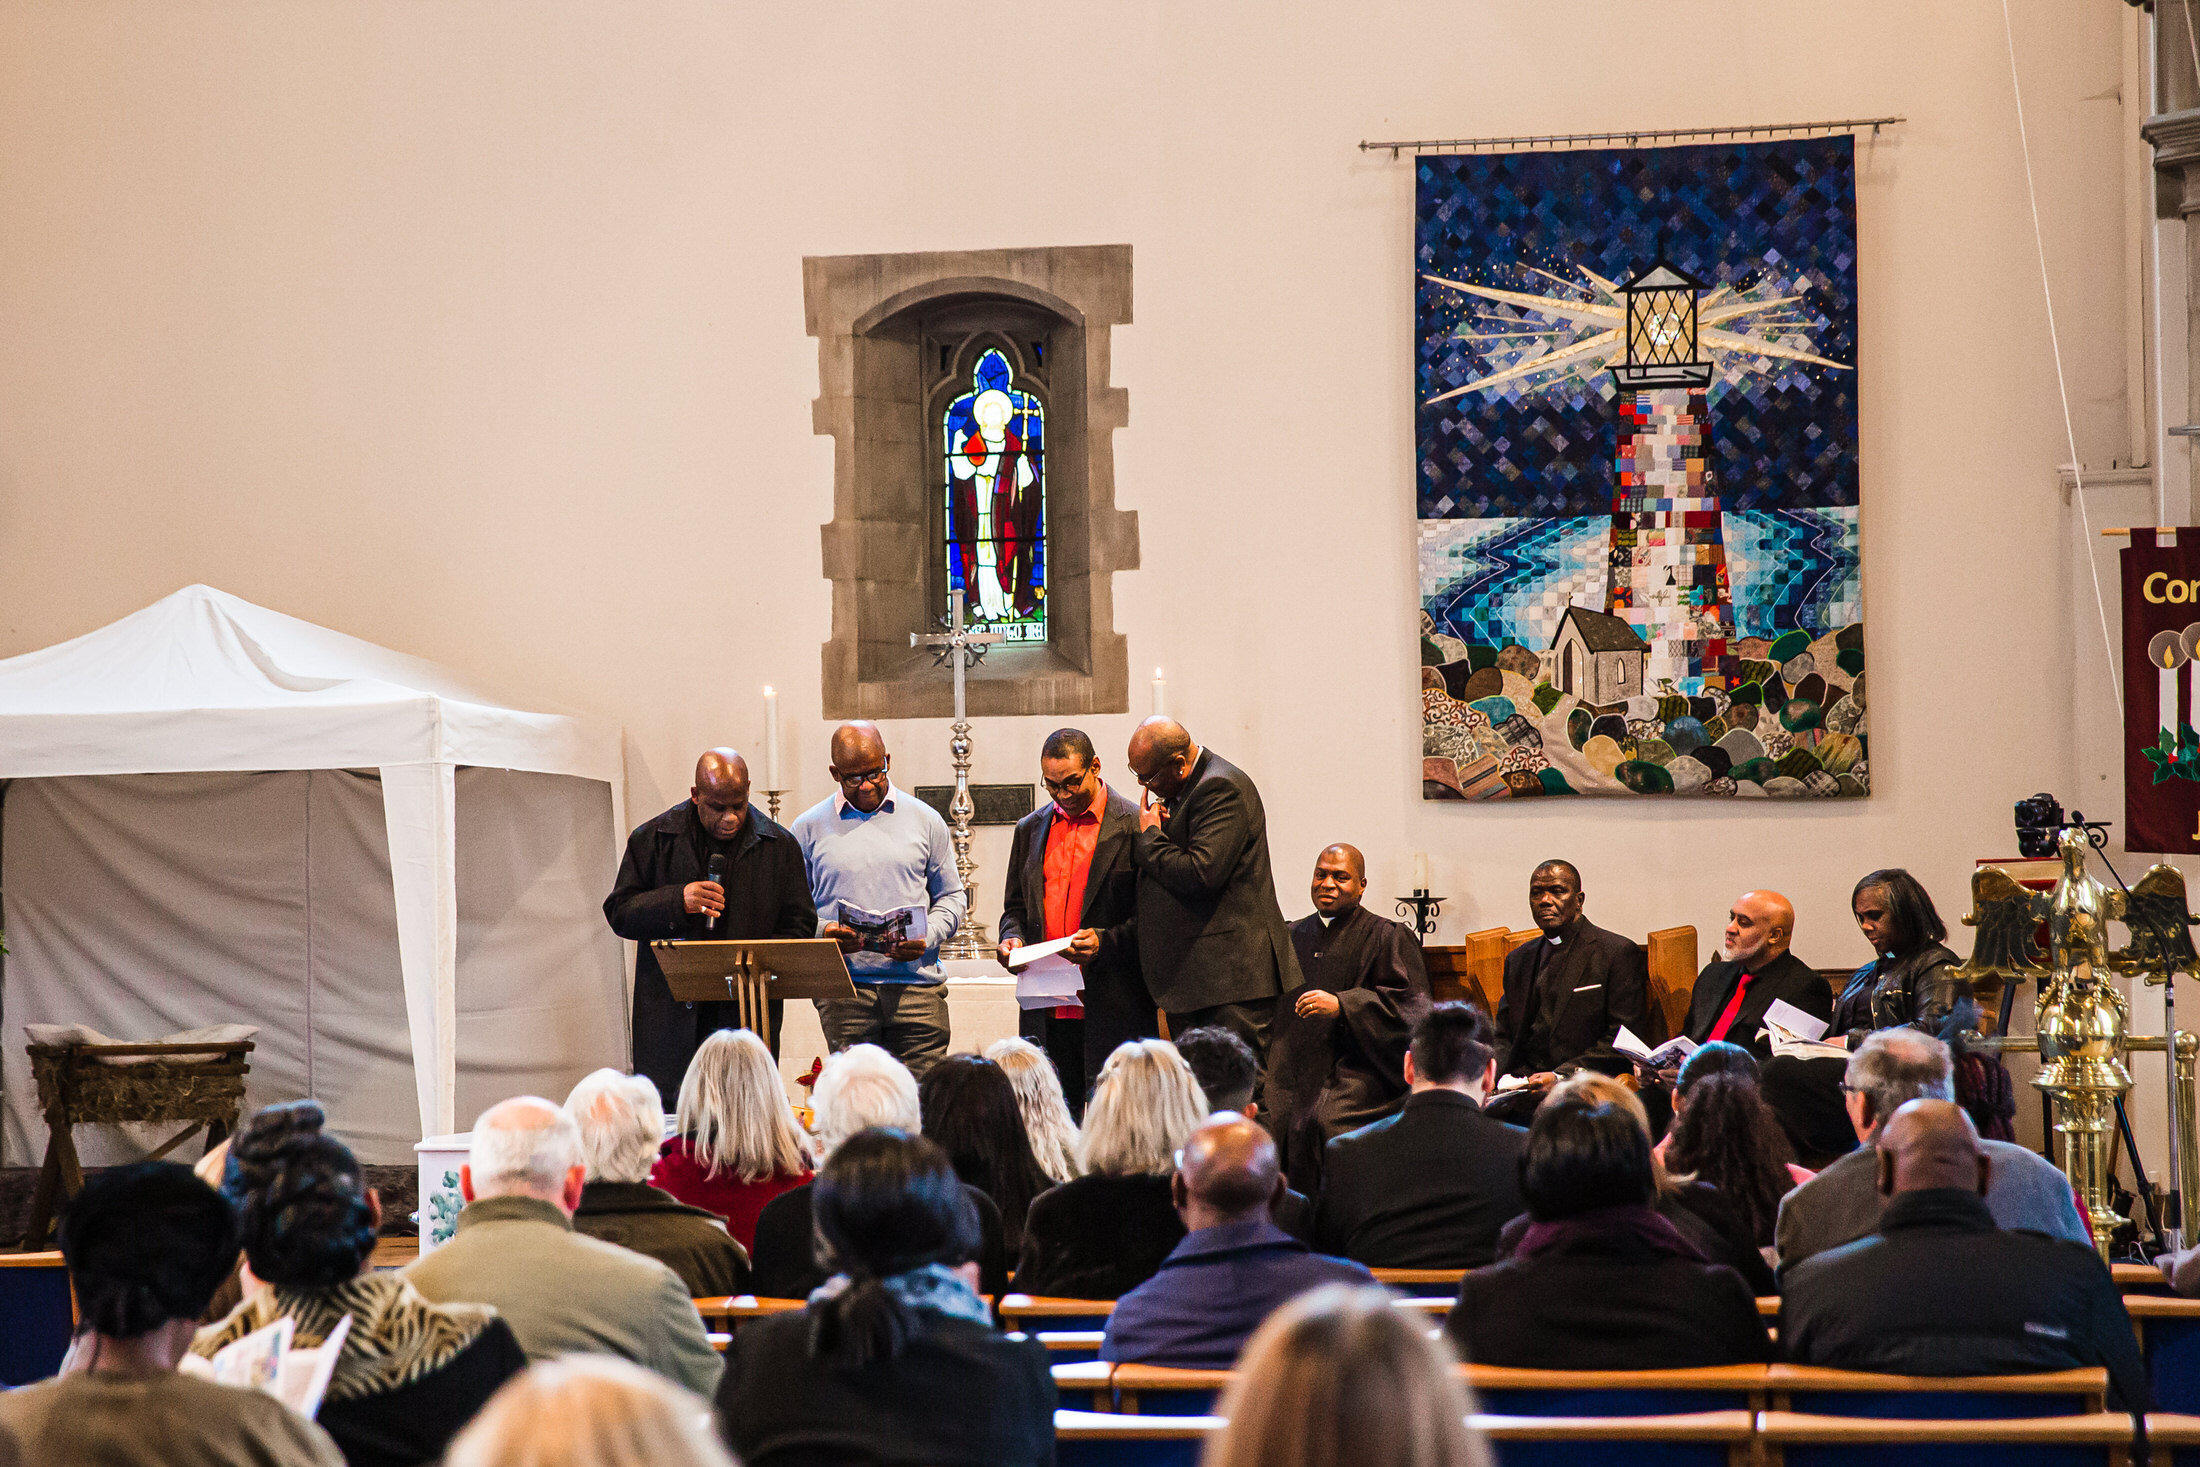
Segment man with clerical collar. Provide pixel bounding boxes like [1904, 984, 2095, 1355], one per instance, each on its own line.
[1262, 843, 1431, 1193]
[604, 747, 817, 1102]
[1491, 860, 1650, 1100]
[997, 727, 1151, 1109]
[1680, 890, 1831, 1062]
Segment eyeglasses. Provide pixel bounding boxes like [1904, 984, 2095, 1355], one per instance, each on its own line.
[1042, 768, 1093, 798]
[837, 765, 889, 789]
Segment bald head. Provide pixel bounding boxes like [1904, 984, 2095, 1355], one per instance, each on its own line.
[691, 747, 752, 839]
[1876, 1099, 1989, 1199]
[466, 1095, 585, 1211]
[1173, 1112, 1281, 1226]
[1311, 843, 1367, 917]
[1722, 889, 1795, 968]
[828, 721, 891, 813]
[1127, 717, 1200, 802]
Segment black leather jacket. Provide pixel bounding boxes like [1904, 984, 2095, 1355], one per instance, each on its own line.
[1829, 941, 1974, 1047]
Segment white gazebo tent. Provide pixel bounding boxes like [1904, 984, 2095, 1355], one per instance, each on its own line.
[0, 585, 628, 1164]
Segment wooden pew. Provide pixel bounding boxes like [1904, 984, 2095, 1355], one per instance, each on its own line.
[1756, 1410, 2135, 1467]
[1035, 1330, 1108, 1363]
[1111, 1364, 1234, 1416]
[2128, 1297, 2200, 1414]
[2145, 1412, 2200, 1467]
[1462, 1364, 1772, 1417]
[2116, 1263, 2177, 1296]
[0, 1251, 74, 1386]
[691, 1295, 806, 1331]
[1054, 1408, 1219, 1467]
[1053, 1360, 1117, 1413]
[1764, 1365, 2109, 1418]
[1429, 924, 1697, 1031]
[1001, 1294, 1116, 1333]
[1471, 1410, 1755, 1467]
[1369, 1267, 1465, 1297]
[1394, 1296, 1451, 1318]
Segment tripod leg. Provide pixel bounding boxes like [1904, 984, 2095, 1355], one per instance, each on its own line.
[2115, 1096, 2164, 1253]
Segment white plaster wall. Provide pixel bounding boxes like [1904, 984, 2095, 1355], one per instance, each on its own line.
[0, 2, 2132, 991]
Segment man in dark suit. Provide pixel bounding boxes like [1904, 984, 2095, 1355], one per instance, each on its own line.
[603, 748, 816, 1100]
[997, 727, 1151, 1107]
[1119, 717, 1302, 1059]
[1681, 890, 1832, 1061]
[1488, 860, 1649, 1120]
[1782, 1099, 2146, 1409]
[1313, 1002, 1525, 1268]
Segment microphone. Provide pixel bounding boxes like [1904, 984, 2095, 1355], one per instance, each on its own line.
[704, 854, 725, 934]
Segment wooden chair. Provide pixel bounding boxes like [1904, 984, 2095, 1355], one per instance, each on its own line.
[707, 1331, 731, 1353]
[2128, 1297, 2200, 1414]
[0, 1251, 74, 1386]
[1644, 925, 1699, 1038]
[1054, 1408, 1219, 1467]
[1764, 1365, 2109, 1418]
[1470, 1410, 1756, 1467]
[1370, 1267, 1465, 1297]
[1756, 1410, 2134, 1467]
[1054, 1360, 1118, 1413]
[691, 1295, 806, 1331]
[1394, 1295, 1451, 1318]
[2145, 1411, 2200, 1466]
[1461, 1364, 1772, 1418]
[1036, 1330, 1108, 1363]
[22, 1038, 253, 1249]
[1427, 928, 1510, 1014]
[1001, 1294, 1116, 1334]
[1110, 1364, 1235, 1416]
[2116, 1264, 2178, 1296]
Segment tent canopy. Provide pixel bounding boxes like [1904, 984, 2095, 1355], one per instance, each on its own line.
[0, 585, 626, 1139]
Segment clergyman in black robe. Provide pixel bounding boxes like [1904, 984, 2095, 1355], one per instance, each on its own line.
[1264, 843, 1431, 1194]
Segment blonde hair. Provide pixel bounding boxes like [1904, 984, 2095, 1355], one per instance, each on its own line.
[675, 1029, 815, 1182]
[1549, 1072, 1683, 1196]
[1078, 1039, 1209, 1177]
[810, 1043, 921, 1157]
[565, 1069, 665, 1185]
[444, 1354, 735, 1467]
[1203, 1285, 1491, 1467]
[986, 1037, 1083, 1184]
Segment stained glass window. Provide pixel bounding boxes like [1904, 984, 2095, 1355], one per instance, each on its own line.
[942, 348, 1046, 643]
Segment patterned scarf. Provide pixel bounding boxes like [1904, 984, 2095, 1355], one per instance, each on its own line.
[191, 1270, 498, 1403]
[808, 1262, 993, 1327]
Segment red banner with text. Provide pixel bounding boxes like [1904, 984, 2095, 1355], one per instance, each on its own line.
[2125, 529, 2200, 853]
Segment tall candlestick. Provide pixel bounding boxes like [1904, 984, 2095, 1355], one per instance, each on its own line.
[1152, 667, 1166, 718]
[762, 686, 781, 791]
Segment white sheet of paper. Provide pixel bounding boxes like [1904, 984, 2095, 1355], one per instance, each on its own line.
[1763, 998, 1830, 1042]
[1006, 934, 1077, 969]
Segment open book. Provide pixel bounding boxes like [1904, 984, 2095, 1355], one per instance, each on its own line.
[177, 1313, 350, 1419]
[1762, 997, 1850, 1060]
[1613, 1025, 1697, 1071]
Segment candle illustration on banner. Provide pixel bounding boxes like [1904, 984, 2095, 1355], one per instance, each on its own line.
[1152, 668, 1166, 718]
[2152, 632, 2187, 739]
[2184, 626, 2200, 738]
[762, 685, 781, 791]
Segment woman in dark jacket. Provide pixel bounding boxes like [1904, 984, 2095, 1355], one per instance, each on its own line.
[193, 1103, 526, 1467]
[1014, 1038, 1209, 1298]
[919, 1055, 1054, 1258]
[719, 1129, 1056, 1467]
[1448, 1092, 1773, 1368]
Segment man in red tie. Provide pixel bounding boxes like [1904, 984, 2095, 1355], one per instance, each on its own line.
[998, 729, 1151, 1111]
[1679, 890, 1832, 1062]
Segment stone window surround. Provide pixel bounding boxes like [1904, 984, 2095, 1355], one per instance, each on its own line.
[805, 244, 1137, 719]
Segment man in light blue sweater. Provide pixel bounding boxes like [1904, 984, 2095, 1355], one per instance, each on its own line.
[790, 721, 967, 1076]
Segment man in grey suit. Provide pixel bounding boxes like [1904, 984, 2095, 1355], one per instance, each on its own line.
[1775, 1027, 2089, 1277]
[1120, 717, 1302, 1060]
[406, 1096, 723, 1396]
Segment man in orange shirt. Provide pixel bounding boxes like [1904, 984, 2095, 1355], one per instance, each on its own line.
[998, 728, 1151, 1111]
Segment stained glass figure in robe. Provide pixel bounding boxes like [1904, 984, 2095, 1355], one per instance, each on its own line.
[942, 348, 1046, 642]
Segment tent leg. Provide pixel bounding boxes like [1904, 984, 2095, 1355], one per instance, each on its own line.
[382, 761, 459, 1138]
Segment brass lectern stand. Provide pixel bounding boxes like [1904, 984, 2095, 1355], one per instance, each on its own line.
[651, 939, 859, 1051]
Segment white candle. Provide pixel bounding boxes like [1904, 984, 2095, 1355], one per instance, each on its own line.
[762, 686, 780, 791]
[1413, 853, 1432, 893]
[1151, 667, 1166, 717]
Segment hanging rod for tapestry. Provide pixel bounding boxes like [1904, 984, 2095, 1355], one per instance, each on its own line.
[1358, 117, 1905, 159]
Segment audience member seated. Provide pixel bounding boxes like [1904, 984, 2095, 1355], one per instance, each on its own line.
[0, 1161, 344, 1467]
[1546, 1072, 1774, 1294]
[446, 1355, 737, 1467]
[718, 1129, 1056, 1467]
[1312, 1002, 1525, 1269]
[920, 1053, 1054, 1257]
[1102, 1113, 1372, 1368]
[1173, 1024, 1314, 1238]
[1662, 1068, 1800, 1251]
[1014, 1037, 1209, 1298]
[1486, 859, 1652, 1123]
[405, 1096, 722, 1397]
[1782, 1099, 2146, 1408]
[650, 1027, 816, 1252]
[1679, 890, 1831, 1061]
[1207, 1283, 1491, 1467]
[986, 1036, 1083, 1184]
[195, 1101, 526, 1467]
[750, 1044, 1009, 1300]
[1775, 1029, 2087, 1276]
[566, 1068, 750, 1296]
[1445, 1091, 1773, 1369]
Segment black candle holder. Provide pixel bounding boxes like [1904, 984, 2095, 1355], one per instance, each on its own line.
[1395, 887, 1445, 941]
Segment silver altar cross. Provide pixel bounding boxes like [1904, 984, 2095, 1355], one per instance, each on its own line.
[912, 589, 1003, 960]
